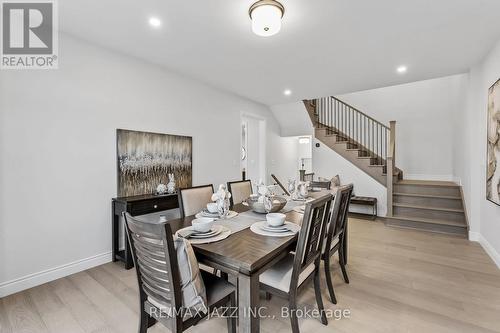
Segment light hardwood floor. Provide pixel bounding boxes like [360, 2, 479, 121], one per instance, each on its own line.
[2, 218, 500, 333]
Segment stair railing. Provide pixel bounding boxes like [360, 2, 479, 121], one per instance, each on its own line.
[314, 96, 390, 166]
[310, 96, 397, 213]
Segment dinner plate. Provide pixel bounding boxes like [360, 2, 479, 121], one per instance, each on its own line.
[190, 226, 223, 239]
[260, 225, 290, 233]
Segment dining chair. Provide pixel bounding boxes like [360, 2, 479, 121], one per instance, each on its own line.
[309, 180, 332, 191]
[303, 172, 315, 182]
[227, 179, 252, 207]
[124, 213, 237, 333]
[178, 185, 214, 219]
[259, 194, 333, 333]
[322, 184, 353, 304]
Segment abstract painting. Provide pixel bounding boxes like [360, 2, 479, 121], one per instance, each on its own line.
[487, 79, 500, 206]
[117, 129, 192, 197]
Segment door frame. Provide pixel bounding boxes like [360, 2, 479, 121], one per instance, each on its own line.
[240, 112, 267, 184]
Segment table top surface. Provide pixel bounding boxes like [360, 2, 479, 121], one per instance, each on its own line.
[166, 190, 333, 276]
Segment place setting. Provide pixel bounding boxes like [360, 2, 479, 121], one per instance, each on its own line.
[195, 185, 238, 220]
[250, 213, 300, 237]
[175, 217, 231, 244]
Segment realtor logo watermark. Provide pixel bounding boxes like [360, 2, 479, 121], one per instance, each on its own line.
[1, 0, 58, 69]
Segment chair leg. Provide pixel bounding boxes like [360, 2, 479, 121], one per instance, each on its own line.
[314, 269, 328, 326]
[323, 257, 337, 304]
[288, 300, 300, 333]
[339, 246, 350, 284]
[226, 293, 237, 333]
[139, 310, 149, 333]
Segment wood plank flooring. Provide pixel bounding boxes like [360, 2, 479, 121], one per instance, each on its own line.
[1, 218, 500, 333]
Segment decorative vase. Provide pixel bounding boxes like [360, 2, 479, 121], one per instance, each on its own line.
[167, 173, 176, 194]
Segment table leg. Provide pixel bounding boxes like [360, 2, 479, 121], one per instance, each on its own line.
[112, 209, 119, 262]
[238, 273, 260, 333]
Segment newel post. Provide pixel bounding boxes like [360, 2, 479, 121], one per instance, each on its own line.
[386, 121, 396, 217]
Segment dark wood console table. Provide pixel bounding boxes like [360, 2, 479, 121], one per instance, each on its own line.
[112, 193, 179, 269]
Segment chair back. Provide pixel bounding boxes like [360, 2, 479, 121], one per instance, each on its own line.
[178, 185, 214, 218]
[290, 194, 332, 290]
[310, 181, 331, 190]
[324, 184, 353, 254]
[123, 213, 182, 322]
[227, 180, 252, 207]
[303, 172, 315, 182]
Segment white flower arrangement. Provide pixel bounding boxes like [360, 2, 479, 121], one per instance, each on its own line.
[211, 184, 232, 201]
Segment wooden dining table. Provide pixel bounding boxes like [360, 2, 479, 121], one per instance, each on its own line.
[165, 190, 343, 333]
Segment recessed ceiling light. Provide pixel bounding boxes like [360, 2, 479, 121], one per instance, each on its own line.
[149, 17, 162, 28]
[249, 0, 285, 37]
[284, 89, 292, 96]
[397, 65, 408, 74]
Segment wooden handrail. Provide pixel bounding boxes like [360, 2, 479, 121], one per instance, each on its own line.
[331, 96, 389, 130]
[271, 174, 290, 196]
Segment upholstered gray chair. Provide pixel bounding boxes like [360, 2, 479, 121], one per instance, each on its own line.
[178, 185, 214, 218]
[124, 213, 236, 333]
[259, 194, 332, 333]
[227, 180, 252, 207]
[322, 184, 353, 304]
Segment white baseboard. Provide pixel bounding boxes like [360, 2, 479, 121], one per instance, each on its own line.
[404, 174, 460, 184]
[469, 232, 500, 269]
[0, 252, 112, 297]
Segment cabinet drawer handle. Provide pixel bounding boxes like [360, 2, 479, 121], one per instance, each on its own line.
[154, 205, 158, 209]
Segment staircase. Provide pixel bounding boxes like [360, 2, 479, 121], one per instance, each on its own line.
[304, 97, 469, 238]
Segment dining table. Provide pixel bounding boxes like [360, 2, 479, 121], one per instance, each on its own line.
[165, 190, 344, 333]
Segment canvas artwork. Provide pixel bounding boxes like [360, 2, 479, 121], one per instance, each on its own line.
[117, 129, 192, 197]
[487, 79, 500, 206]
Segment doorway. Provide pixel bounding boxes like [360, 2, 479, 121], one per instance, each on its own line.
[241, 114, 266, 185]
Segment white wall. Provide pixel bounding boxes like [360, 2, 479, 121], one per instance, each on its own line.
[337, 74, 468, 181]
[0, 34, 293, 296]
[271, 102, 314, 136]
[457, 39, 500, 268]
[312, 138, 387, 216]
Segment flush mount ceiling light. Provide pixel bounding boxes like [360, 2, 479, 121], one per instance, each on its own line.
[397, 65, 408, 74]
[149, 17, 162, 28]
[283, 89, 292, 96]
[249, 0, 285, 37]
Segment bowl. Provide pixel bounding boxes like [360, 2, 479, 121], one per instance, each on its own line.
[207, 202, 218, 213]
[266, 213, 286, 227]
[191, 218, 214, 233]
[245, 195, 287, 214]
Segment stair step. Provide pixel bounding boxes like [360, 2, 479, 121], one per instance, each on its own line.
[393, 203, 465, 223]
[385, 215, 467, 237]
[346, 148, 360, 151]
[394, 182, 461, 197]
[393, 192, 463, 210]
[393, 192, 461, 200]
[388, 215, 466, 227]
[396, 179, 458, 187]
[393, 203, 463, 213]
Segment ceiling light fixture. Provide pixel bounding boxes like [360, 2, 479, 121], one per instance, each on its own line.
[397, 65, 408, 74]
[249, 0, 285, 37]
[284, 89, 292, 96]
[149, 17, 162, 28]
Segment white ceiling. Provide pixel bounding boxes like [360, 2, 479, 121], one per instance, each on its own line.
[60, 0, 500, 105]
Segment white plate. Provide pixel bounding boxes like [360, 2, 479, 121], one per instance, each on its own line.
[191, 227, 222, 239]
[250, 221, 301, 237]
[195, 210, 239, 219]
[260, 225, 290, 233]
